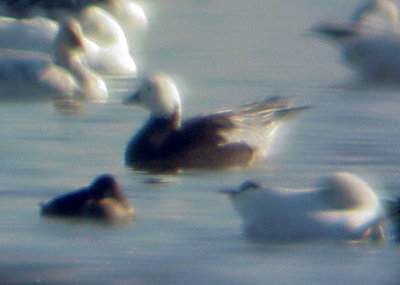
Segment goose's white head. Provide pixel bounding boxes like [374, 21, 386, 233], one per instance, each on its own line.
[105, 0, 148, 31]
[320, 172, 381, 210]
[124, 74, 181, 118]
[79, 6, 126, 45]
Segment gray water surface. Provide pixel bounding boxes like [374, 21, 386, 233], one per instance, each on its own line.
[0, 1, 399, 284]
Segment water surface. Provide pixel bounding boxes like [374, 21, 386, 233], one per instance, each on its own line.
[0, 1, 399, 284]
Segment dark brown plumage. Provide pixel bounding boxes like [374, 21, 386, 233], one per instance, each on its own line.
[41, 174, 135, 223]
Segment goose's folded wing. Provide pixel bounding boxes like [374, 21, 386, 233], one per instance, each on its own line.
[164, 97, 299, 149]
[166, 112, 237, 150]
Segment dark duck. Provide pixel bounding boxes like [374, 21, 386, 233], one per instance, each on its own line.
[123, 73, 309, 172]
[386, 197, 400, 241]
[41, 174, 135, 223]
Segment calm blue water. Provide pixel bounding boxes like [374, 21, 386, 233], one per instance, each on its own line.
[0, 1, 400, 284]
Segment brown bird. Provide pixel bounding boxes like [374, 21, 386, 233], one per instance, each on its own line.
[41, 174, 135, 224]
[124, 73, 308, 172]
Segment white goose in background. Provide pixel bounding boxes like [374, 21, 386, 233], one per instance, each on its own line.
[0, 19, 107, 105]
[222, 172, 385, 242]
[78, 6, 138, 76]
[312, 0, 400, 82]
[0, 6, 137, 76]
[0, 0, 148, 34]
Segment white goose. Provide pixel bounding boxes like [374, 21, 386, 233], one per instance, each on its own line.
[313, 0, 400, 81]
[222, 172, 384, 242]
[0, 6, 137, 76]
[0, 19, 107, 104]
[78, 6, 137, 76]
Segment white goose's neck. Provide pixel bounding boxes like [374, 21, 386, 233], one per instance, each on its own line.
[53, 39, 107, 102]
[54, 46, 76, 67]
[53, 44, 85, 80]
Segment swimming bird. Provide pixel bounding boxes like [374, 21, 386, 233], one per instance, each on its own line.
[386, 197, 400, 241]
[314, 0, 399, 37]
[0, 6, 137, 76]
[312, 0, 400, 81]
[0, 19, 108, 104]
[123, 73, 308, 172]
[221, 172, 385, 242]
[41, 174, 135, 223]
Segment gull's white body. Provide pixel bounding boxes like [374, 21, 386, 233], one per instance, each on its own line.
[224, 172, 384, 241]
[341, 32, 400, 80]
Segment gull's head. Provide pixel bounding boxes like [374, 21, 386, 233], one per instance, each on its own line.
[124, 73, 181, 118]
[374, 0, 398, 17]
[353, 0, 399, 30]
[376, 0, 399, 30]
[320, 172, 380, 210]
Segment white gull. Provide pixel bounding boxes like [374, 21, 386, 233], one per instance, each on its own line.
[222, 172, 384, 241]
